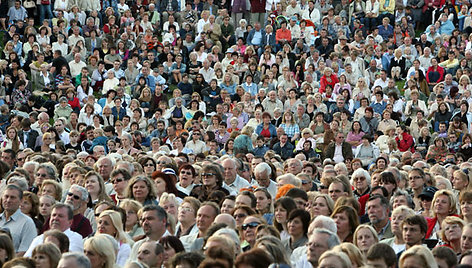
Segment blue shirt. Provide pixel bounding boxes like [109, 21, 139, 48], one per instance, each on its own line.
[377, 24, 393, 41]
[242, 82, 258, 96]
[252, 31, 263, 46]
[0, 209, 37, 252]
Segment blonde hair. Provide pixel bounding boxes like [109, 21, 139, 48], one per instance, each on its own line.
[399, 245, 438, 268]
[431, 189, 458, 217]
[352, 225, 379, 250]
[333, 243, 366, 267]
[440, 216, 465, 242]
[84, 235, 117, 268]
[97, 210, 134, 246]
[319, 250, 352, 268]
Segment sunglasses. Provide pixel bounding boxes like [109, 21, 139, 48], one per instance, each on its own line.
[242, 222, 260, 230]
[36, 173, 48, 178]
[67, 192, 81, 200]
[201, 173, 215, 177]
[180, 171, 193, 176]
[112, 178, 125, 184]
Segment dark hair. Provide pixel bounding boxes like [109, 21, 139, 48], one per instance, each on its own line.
[142, 205, 168, 221]
[273, 197, 297, 232]
[288, 209, 311, 235]
[285, 188, 308, 201]
[432, 246, 457, 268]
[151, 171, 179, 195]
[159, 236, 185, 253]
[235, 248, 273, 268]
[402, 215, 428, 235]
[366, 243, 396, 267]
[0, 234, 14, 265]
[43, 230, 70, 253]
[171, 252, 205, 268]
[238, 191, 257, 208]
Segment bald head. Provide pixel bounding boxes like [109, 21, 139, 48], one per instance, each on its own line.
[214, 214, 236, 229]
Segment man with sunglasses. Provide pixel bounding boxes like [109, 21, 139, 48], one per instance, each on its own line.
[61, 184, 93, 238]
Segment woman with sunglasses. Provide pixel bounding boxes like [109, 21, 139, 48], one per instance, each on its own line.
[137, 156, 157, 178]
[190, 164, 230, 202]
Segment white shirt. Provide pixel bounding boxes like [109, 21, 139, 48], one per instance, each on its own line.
[24, 228, 84, 257]
[226, 175, 251, 193]
[333, 143, 344, 163]
[58, 131, 70, 145]
[253, 179, 278, 199]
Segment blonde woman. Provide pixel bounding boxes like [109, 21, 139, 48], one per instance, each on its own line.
[280, 111, 300, 143]
[353, 225, 379, 255]
[159, 193, 179, 235]
[96, 210, 134, 266]
[84, 234, 117, 268]
[459, 74, 472, 93]
[333, 243, 366, 267]
[306, 193, 335, 219]
[426, 189, 458, 239]
[318, 250, 352, 268]
[452, 169, 472, 197]
[399, 245, 438, 268]
[119, 199, 144, 239]
[440, 216, 465, 254]
[380, 205, 415, 254]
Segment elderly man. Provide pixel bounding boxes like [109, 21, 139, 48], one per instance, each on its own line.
[25, 203, 84, 256]
[95, 156, 114, 193]
[0, 184, 37, 255]
[57, 253, 91, 268]
[295, 228, 340, 268]
[31, 112, 49, 133]
[254, 162, 277, 198]
[222, 158, 250, 193]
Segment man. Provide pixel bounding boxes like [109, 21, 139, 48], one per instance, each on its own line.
[254, 162, 277, 198]
[287, 158, 303, 175]
[129, 205, 169, 261]
[328, 178, 350, 202]
[57, 252, 91, 268]
[61, 185, 93, 238]
[180, 202, 219, 252]
[18, 118, 39, 150]
[359, 107, 379, 136]
[68, 52, 87, 78]
[25, 203, 83, 256]
[7, 1, 28, 22]
[262, 90, 283, 117]
[246, 22, 265, 52]
[325, 132, 353, 163]
[95, 157, 114, 194]
[31, 112, 49, 134]
[1, 149, 16, 172]
[0, 184, 37, 255]
[409, 168, 426, 211]
[222, 158, 250, 193]
[54, 118, 70, 145]
[137, 242, 164, 268]
[296, 228, 340, 268]
[400, 215, 427, 255]
[273, 134, 295, 160]
[462, 223, 472, 254]
[367, 195, 393, 240]
[366, 243, 396, 268]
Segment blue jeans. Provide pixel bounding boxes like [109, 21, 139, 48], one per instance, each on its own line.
[39, 4, 54, 25]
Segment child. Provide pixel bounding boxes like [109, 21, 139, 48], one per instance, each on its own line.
[253, 135, 269, 157]
[216, 122, 230, 146]
[65, 130, 81, 152]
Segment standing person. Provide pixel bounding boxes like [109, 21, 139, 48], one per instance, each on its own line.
[0, 185, 37, 256]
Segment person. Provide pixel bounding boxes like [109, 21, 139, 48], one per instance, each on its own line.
[0, 184, 37, 255]
[398, 245, 437, 268]
[31, 243, 61, 268]
[400, 215, 428, 254]
[367, 194, 393, 240]
[366, 243, 397, 268]
[137, 241, 164, 268]
[57, 253, 91, 268]
[83, 234, 117, 268]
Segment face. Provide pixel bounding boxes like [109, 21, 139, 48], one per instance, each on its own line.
[235, 195, 252, 207]
[452, 173, 468, 191]
[222, 160, 237, 182]
[196, 205, 216, 232]
[2, 188, 21, 213]
[40, 196, 55, 217]
[402, 223, 424, 246]
[20, 198, 32, 215]
[179, 168, 194, 188]
[367, 198, 387, 225]
[221, 199, 235, 214]
[33, 253, 51, 268]
[307, 233, 330, 265]
[444, 222, 462, 242]
[133, 181, 150, 201]
[353, 175, 368, 193]
[112, 173, 127, 195]
[97, 215, 117, 236]
[400, 256, 424, 268]
[356, 228, 376, 252]
[242, 216, 261, 244]
[84, 246, 104, 268]
[255, 191, 271, 212]
[85, 176, 100, 196]
[50, 207, 72, 231]
[328, 182, 346, 202]
[233, 208, 248, 227]
[274, 205, 288, 225]
[288, 216, 304, 238]
[154, 177, 166, 196]
[434, 194, 451, 216]
[408, 171, 424, 190]
[141, 210, 166, 236]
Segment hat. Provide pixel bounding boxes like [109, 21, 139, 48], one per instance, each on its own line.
[226, 48, 234, 54]
[418, 186, 438, 200]
[162, 168, 177, 177]
[291, 16, 297, 21]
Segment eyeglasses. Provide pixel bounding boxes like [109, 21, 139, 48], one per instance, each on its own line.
[193, 133, 200, 136]
[408, 176, 423, 181]
[112, 178, 125, 184]
[36, 173, 48, 177]
[180, 171, 193, 176]
[17, 157, 24, 161]
[242, 222, 260, 230]
[234, 213, 247, 219]
[156, 161, 168, 165]
[354, 177, 366, 181]
[67, 192, 81, 200]
[201, 173, 215, 177]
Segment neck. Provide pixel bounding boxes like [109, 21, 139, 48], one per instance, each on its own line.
[338, 230, 350, 241]
[4, 209, 16, 220]
[180, 220, 195, 231]
[394, 234, 404, 244]
[451, 239, 461, 252]
[373, 219, 388, 233]
[149, 229, 165, 241]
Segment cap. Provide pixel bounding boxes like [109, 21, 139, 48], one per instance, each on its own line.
[291, 16, 297, 21]
[226, 48, 234, 53]
[418, 186, 438, 200]
[162, 168, 177, 177]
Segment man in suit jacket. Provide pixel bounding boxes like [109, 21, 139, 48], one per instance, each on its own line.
[84, 30, 102, 55]
[18, 118, 39, 150]
[33, 64, 55, 92]
[202, 0, 219, 16]
[325, 132, 353, 163]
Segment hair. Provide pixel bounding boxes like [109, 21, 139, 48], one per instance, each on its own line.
[43, 229, 70, 253]
[402, 215, 428, 237]
[0, 234, 14, 265]
[40, 179, 63, 201]
[331, 206, 359, 239]
[390, 190, 415, 209]
[332, 243, 365, 267]
[288, 209, 311, 235]
[366, 243, 396, 267]
[399, 245, 437, 268]
[351, 168, 371, 185]
[431, 189, 458, 217]
[152, 171, 180, 195]
[311, 193, 335, 216]
[125, 175, 158, 202]
[84, 235, 116, 268]
[200, 164, 225, 187]
[97, 210, 134, 245]
[432, 246, 457, 268]
[440, 216, 465, 242]
[273, 197, 298, 231]
[160, 235, 185, 255]
[235, 248, 273, 268]
[32, 243, 62, 268]
[318, 250, 352, 268]
[353, 225, 379, 249]
[254, 236, 289, 265]
[59, 252, 91, 268]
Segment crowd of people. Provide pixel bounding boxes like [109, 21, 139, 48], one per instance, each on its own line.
[0, 0, 471, 267]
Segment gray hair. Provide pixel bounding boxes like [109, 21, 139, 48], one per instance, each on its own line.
[213, 228, 240, 251]
[60, 252, 91, 268]
[7, 176, 29, 192]
[312, 228, 340, 249]
[390, 189, 415, 209]
[70, 184, 89, 201]
[312, 215, 337, 233]
[255, 162, 272, 176]
[351, 168, 371, 185]
[93, 145, 105, 153]
[23, 161, 39, 171]
[37, 163, 57, 181]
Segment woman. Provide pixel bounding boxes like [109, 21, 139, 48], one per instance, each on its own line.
[32, 243, 61, 268]
[96, 210, 134, 266]
[119, 199, 144, 239]
[84, 234, 116, 268]
[310, 112, 329, 140]
[318, 251, 352, 268]
[255, 112, 277, 140]
[284, 89, 302, 114]
[346, 121, 365, 149]
[1, 126, 23, 152]
[274, 197, 298, 241]
[78, 104, 95, 125]
[426, 58, 445, 86]
[351, 168, 371, 199]
[313, 93, 328, 114]
[21, 191, 42, 233]
[334, 74, 351, 95]
[331, 205, 359, 243]
[390, 49, 406, 80]
[283, 209, 310, 255]
[280, 111, 300, 143]
[425, 137, 448, 162]
[254, 188, 274, 225]
[125, 176, 158, 206]
[453, 169, 472, 197]
[354, 135, 379, 167]
[233, 205, 257, 230]
[377, 110, 397, 135]
[0, 234, 14, 266]
[175, 197, 200, 238]
[426, 189, 459, 239]
[35, 132, 55, 153]
[138, 87, 152, 117]
[320, 68, 339, 94]
[440, 216, 464, 254]
[398, 245, 438, 268]
[38, 195, 56, 229]
[138, 157, 156, 178]
[152, 171, 186, 202]
[220, 138, 235, 156]
[39, 180, 62, 201]
[160, 236, 185, 267]
[84, 171, 113, 206]
[190, 164, 230, 202]
[307, 193, 334, 219]
[353, 225, 379, 255]
[234, 126, 254, 154]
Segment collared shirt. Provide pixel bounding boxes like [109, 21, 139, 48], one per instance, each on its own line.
[0, 209, 37, 253]
[333, 143, 344, 163]
[226, 175, 251, 193]
[176, 183, 195, 195]
[253, 179, 278, 199]
[24, 228, 83, 257]
[128, 229, 171, 264]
